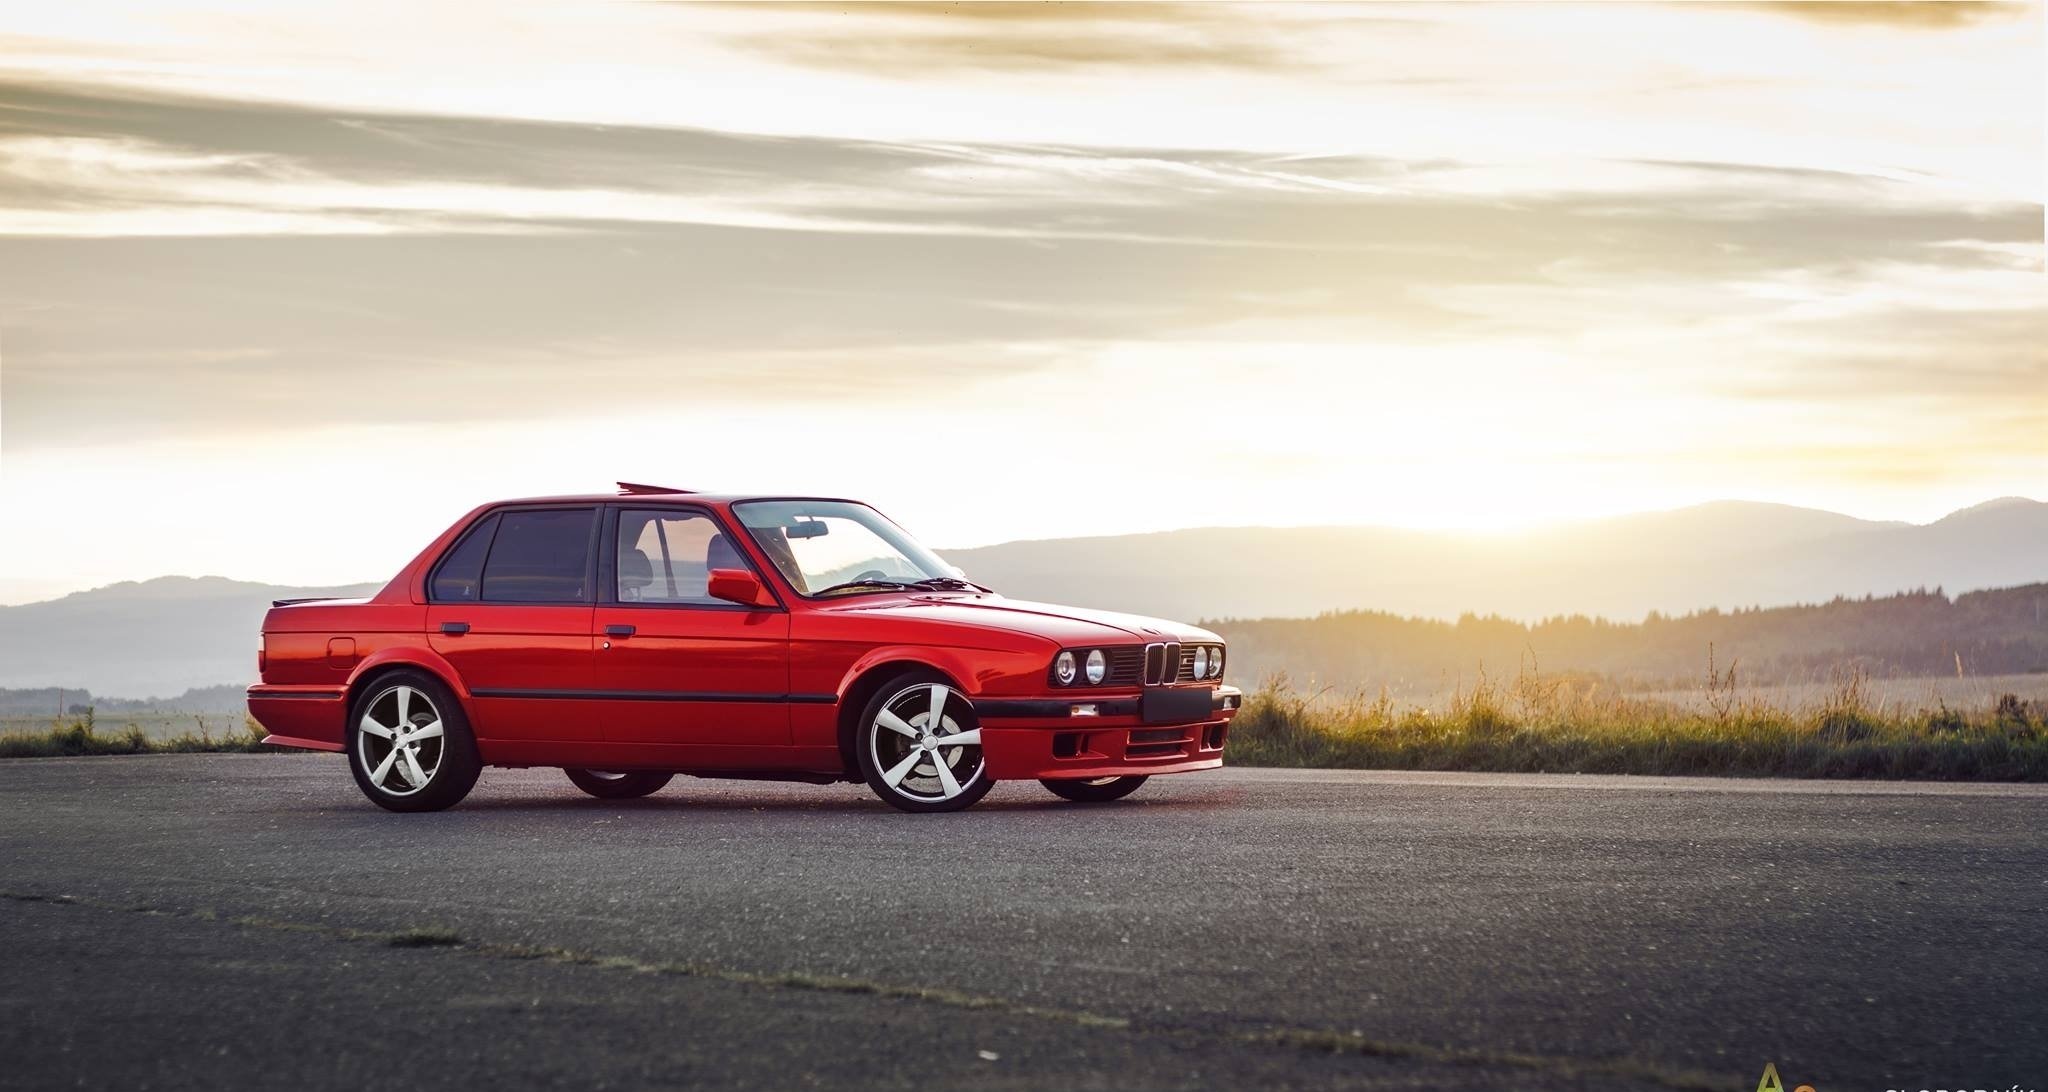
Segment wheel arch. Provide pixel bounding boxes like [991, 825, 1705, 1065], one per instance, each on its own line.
[343, 647, 474, 728]
[833, 657, 970, 779]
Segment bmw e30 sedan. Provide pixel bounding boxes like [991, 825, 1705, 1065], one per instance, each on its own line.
[248, 484, 1239, 813]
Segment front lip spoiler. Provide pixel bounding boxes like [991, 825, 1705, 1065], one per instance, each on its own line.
[977, 685, 1241, 721]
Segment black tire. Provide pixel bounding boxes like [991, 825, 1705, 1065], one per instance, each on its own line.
[855, 669, 995, 813]
[564, 768, 673, 799]
[346, 669, 481, 813]
[1040, 776, 1148, 803]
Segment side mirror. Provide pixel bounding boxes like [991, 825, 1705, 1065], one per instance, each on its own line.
[708, 568, 775, 608]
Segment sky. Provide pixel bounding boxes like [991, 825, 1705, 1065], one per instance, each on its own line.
[0, 1, 2042, 603]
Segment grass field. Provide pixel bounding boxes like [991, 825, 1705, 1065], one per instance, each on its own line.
[1226, 669, 2048, 781]
[0, 710, 251, 743]
[1628, 672, 2048, 715]
[0, 711, 275, 759]
[6, 670, 2046, 779]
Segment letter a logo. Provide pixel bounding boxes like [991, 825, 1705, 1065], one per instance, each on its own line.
[1755, 1062, 1784, 1092]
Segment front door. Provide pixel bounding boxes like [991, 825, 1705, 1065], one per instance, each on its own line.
[591, 506, 791, 755]
[426, 506, 600, 743]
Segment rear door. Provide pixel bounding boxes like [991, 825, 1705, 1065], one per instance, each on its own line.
[590, 505, 791, 752]
[426, 506, 600, 742]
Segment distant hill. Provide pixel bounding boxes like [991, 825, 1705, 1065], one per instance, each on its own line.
[945, 498, 2048, 622]
[0, 576, 380, 697]
[0, 684, 249, 716]
[1211, 583, 2048, 696]
[0, 499, 2040, 699]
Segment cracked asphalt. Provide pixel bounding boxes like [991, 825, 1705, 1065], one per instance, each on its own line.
[2, 756, 2044, 1090]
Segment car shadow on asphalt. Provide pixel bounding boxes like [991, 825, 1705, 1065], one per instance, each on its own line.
[432, 787, 1242, 816]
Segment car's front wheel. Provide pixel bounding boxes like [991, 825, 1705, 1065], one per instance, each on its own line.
[856, 672, 994, 813]
[564, 768, 673, 799]
[1040, 775, 1148, 803]
[346, 670, 481, 813]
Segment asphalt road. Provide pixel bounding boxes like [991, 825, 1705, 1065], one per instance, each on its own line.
[2, 757, 2044, 1091]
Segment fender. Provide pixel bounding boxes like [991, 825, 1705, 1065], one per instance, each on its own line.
[345, 643, 477, 724]
[833, 644, 993, 701]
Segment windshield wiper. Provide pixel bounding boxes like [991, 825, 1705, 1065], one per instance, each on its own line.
[910, 576, 992, 593]
[812, 578, 920, 596]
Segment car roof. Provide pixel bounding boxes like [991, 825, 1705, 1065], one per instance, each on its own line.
[477, 492, 865, 507]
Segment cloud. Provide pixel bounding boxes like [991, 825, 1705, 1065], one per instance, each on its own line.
[0, 79, 931, 205]
[0, 78, 2038, 464]
[1, 79, 2018, 245]
[717, 1, 1335, 74]
[1734, 2, 2021, 28]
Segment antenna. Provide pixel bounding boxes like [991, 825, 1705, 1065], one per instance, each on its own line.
[616, 482, 695, 495]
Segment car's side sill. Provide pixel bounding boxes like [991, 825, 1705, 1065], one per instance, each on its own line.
[470, 688, 837, 704]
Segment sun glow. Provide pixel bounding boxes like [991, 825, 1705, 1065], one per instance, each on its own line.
[0, 2, 2041, 601]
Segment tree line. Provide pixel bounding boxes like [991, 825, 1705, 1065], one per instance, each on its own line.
[1210, 584, 2048, 694]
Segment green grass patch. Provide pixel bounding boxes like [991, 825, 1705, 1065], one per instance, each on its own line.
[1227, 670, 2048, 780]
[0, 710, 285, 759]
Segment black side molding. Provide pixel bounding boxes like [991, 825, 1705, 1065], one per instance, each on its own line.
[472, 688, 836, 704]
[440, 622, 470, 635]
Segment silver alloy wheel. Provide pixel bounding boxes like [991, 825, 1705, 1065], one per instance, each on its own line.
[356, 683, 445, 797]
[869, 682, 983, 803]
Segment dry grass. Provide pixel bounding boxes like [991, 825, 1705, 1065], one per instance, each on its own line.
[10, 668, 2046, 780]
[1227, 664, 2048, 781]
[0, 709, 281, 759]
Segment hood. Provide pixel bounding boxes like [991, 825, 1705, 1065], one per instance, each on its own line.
[821, 593, 1220, 647]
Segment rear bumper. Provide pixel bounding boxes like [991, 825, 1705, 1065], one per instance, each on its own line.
[976, 684, 1237, 780]
[247, 684, 346, 751]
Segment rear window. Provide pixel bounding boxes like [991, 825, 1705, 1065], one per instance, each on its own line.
[480, 508, 597, 603]
[429, 514, 499, 602]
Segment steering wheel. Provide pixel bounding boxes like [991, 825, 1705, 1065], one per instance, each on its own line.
[852, 569, 889, 582]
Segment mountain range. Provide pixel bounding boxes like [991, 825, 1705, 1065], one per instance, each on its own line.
[0, 498, 2041, 699]
[947, 497, 2047, 623]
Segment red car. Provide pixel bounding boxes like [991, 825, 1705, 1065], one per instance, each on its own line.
[248, 485, 1239, 813]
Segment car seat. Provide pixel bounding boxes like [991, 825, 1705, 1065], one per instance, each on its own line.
[618, 546, 655, 602]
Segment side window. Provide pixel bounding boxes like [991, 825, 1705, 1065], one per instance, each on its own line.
[429, 515, 498, 602]
[617, 509, 745, 605]
[480, 508, 597, 603]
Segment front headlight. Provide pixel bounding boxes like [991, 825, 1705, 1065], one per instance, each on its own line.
[1210, 646, 1225, 678]
[1054, 650, 1077, 686]
[1085, 648, 1107, 685]
[1192, 646, 1210, 679]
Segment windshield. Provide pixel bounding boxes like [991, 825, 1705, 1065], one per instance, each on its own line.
[731, 500, 963, 597]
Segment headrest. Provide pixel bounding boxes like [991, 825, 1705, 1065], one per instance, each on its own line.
[619, 547, 654, 588]
[706, 533, 745, 572]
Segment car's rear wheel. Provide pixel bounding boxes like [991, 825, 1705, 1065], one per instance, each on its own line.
[347, 670, 481, 813]
[1040, 775, 1148, 803]
[564, 768, 673, 799]
[856, 672, 994, 813]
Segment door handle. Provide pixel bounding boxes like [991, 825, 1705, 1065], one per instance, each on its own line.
[604, 624, 636, 638]
[440, 622, 470, 636]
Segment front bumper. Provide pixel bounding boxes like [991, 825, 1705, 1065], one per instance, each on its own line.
[975, 684, 1238, 781]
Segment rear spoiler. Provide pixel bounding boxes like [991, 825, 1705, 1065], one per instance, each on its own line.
[271, 597, 341, 608]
